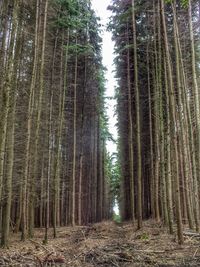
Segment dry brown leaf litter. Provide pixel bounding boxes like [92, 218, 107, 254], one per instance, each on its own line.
[0, 221, 200, 266]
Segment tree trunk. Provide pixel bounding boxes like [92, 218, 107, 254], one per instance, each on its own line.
[131, 0, 142, 230]
[188, 0, 200, 232]
[28, 0, 49, 238]
[126, 22, 135, 222]
[72, 33, 78, 227]
[21, 0, 40, 241]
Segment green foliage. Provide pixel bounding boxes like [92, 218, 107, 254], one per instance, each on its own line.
[67, 43, 94, 56]
[113, 213, 121, 223]
[105, 152, 121, 206]
[55, 0, 79, 28]
[55, 0, 94, 30]
[96, 67, 115, 142]
[165, 0, 173, 4]
[165, 0, 188, 7]
[140, 233, 149, 241]
[100, 115, 114, 142]
[180, 0, 189, 8]
[55, 0, 102, 60]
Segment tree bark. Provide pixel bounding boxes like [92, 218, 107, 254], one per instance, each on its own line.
[131, 0, 142, 230]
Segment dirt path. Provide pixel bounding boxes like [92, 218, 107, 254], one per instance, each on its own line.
[0, 221, 200, 266]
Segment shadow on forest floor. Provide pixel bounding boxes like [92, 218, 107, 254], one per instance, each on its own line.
[0, 221, 200, 266]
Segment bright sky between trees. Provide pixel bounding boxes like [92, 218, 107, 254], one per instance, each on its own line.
[91, 0, 118, 156]
[92, 0, 119, 215]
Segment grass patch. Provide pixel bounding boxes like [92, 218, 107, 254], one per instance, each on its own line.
[113, 213, 121, 223]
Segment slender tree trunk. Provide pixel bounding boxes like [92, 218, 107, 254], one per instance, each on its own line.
[153, 0, 161, 222]
[44, 27, 59, 244]
[72, 33, 78, 227]
[78, 53, 87, 225]
[131, 0, 142, 229]
[21, 0, 40, 241]
[147, 42, 154, 219]
[39, 158, 45, 228]
[1, 4, 23, 246]
[188, 0, 200, 232]
[164, 56, 174, 234]
[53, 29, 69, 237]
[0, 1, 8, 94]
[28, 0, 49, 238]
[126, 22, 135, 222]
[157, 3, 168, 225]
[0, 0, 19, 242]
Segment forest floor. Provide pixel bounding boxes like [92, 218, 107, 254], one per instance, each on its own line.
[0, 221, 200, 266]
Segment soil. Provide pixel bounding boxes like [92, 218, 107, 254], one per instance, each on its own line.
[0, 221, 200, 266]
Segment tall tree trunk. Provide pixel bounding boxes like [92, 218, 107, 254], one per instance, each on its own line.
[44, 27, 59, 244]
[126, 22, 135, 222]
[147, 41, 154, 219]
[53, 29, 69, 237]
[188, 0, 200, 232]
[1, 2, 22, 246]
[0, 0, 19, 239]
[131, 0, 142, 230]
[72, 33, 78, 227]
[163, 56, 174, 234]
[78, 50, 87, 226]
[153, 0, 161, 222]
[21, 0, 40, 241]
[28, 0, 49, 238]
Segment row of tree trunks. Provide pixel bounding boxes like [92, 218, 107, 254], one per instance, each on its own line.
[0, 0, 113, 247]
[110, 0, 200, 245]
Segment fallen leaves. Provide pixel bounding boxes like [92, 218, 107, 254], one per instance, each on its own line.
[0, 221, 200, 266]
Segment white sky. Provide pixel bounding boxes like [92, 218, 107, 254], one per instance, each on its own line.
[91, 0, 118, 156]
[92, 0, 119, 215]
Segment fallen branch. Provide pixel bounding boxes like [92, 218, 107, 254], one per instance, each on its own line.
[183, 231, 200, 237]
[133, 249, 165, 254]
[29, 239, 50, 252]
